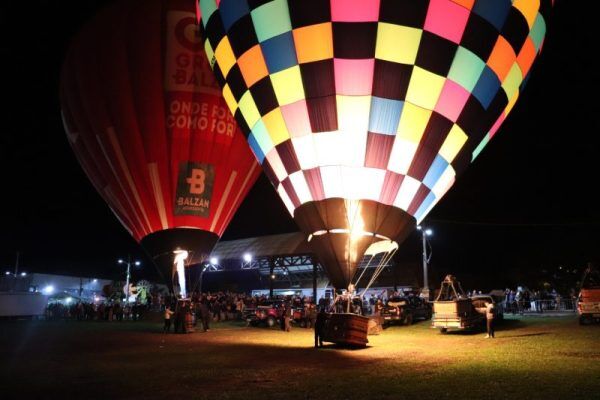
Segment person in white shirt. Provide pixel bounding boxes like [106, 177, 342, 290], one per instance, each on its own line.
[485, 301, 496, 338]
[163, 306, 174, 333]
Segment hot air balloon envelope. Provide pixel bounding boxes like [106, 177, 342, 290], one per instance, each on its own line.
[199, 0, 551, 289]
[61, 0, 260, 290]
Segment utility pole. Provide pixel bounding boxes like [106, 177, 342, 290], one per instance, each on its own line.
[118, 256, 141, 304]
[14, 251, 20, 277]
[417, 226, 433, 300]
[125, 255, 131, 303]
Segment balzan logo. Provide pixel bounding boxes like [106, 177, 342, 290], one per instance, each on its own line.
[186, 168, 205, 194]
[175, 162, 214, 217]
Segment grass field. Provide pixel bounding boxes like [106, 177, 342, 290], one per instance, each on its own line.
[0, 315, 598, 399]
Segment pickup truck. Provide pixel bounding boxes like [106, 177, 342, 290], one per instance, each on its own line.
[577, 266, 600, 325]
[381, 296, 432, 325]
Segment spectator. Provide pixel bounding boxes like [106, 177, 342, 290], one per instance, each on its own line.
[163, 306, 174, 333]
[484, 300, 495, 339]
[314, 308, 326, 348]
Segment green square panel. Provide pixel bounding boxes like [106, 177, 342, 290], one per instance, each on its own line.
[251, 0, 292, 42]
[448, 46, 485, 93]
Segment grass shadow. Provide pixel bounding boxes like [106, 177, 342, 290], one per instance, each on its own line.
[499, 332, 550, 338]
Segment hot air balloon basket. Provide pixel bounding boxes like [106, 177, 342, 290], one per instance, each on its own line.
[322, 313, 369, 348]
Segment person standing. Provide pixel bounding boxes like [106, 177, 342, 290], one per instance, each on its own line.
[163, 305, 174, 333]
[199, 298, 211, 332]
[314, 308, 326, 348]
[284, 303, 292, 332]
[485, 301, 495, 338]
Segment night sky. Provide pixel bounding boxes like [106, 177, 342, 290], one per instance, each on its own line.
[0, 1, 597, 289]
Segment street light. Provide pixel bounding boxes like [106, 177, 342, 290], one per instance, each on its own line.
[210, 257, 218, 266]
[118, 256, 141, 304]
[417, 225, 433, 298]
[243, 253, 252, 263]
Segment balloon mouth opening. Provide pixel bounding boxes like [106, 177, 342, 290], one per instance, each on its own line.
[307, 229, 392, 243]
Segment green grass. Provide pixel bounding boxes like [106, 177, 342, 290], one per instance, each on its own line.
[0, 315, 598, 399]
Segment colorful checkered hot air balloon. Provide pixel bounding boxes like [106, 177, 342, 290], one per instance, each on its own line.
[60, 0, 260, 295]
[199, 0, 551, 290]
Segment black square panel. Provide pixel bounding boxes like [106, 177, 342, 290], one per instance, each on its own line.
[234, 109, 250, 137]
[205, 13, 226, 52]
[248, 0, 273, 10]
[249, 76, 279, 116]
[379, 0, 428, 28]
[408, 113, 453, 180]
[226, 64, 247, 100]
[501, 8, 530, 54]
[306, 96, 338, 133]
[300, 59, 336, 98]
[372, 60, 412, 100]
[276, 140, 302, 175]
[212, 62, 226, 89]
[415, 31, 458, 77]
[332, 22, 377, 59]
[262, 159, 279, 185]
[478, 90, 508, 139]
[456, 95, 486, 139]
[451, 145, 472, 176]
[460, 13, 499, 61]
[288, 0, 331, 29]
[228, 14, 259, 57]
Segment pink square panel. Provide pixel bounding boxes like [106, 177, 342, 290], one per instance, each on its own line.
[424, 0, 470, 44]
[281, 100, 313, 137]
[331, 0, 381, 22]
[334, 58, 374, 96]
[434, 79, 470, 122]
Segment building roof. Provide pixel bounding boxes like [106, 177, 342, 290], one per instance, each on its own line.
[211, 232, 311, 261]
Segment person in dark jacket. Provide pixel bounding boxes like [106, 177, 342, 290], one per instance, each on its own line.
[199, 298, 211, 332]
[314, 308, 326, 348]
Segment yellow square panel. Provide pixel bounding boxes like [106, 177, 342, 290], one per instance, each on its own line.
[406, 67, 446, 110]
[222, 84, 238, 114]
[375, 23, 422, 65]
[504, 91, 519, 116]
[237, 45, 269, 87]
[501, 63, 523, 102]
[214, 37, 236, 77]
[293, 23, 334, 64]
[397, 102, 432, 142]
[513, 0, 540, 28]
[204, 41, 215, 69]
[270, 66, 305, 106]
[438, 124, 468, 163]
[262, 108, 290, 146]
[238, 90, 261, 129]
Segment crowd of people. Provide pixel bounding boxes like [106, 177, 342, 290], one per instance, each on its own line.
[45, 300, 149, 321]
[503, 287, 578, 314]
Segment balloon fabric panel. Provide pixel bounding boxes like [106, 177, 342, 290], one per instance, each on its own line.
[200, 0, 550, 225]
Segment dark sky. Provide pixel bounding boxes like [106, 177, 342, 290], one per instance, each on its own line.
[0, 1, 597, 287]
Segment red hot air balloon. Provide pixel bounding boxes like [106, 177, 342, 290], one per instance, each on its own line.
[199, 0, 551, 291]
[60, 0, 260, 294]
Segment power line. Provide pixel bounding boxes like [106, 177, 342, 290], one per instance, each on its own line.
[428, 219, 600, 227]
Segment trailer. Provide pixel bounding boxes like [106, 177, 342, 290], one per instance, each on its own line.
[0, 292, 48, 319]
[431, 275, 484, 333]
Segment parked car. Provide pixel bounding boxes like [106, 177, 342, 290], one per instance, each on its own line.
[382, 296, 432, 325]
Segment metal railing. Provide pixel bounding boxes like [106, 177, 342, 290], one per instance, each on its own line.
[504, 299, 577, 314]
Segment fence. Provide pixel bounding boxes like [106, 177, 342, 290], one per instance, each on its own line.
[504, 299, 577, 314]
